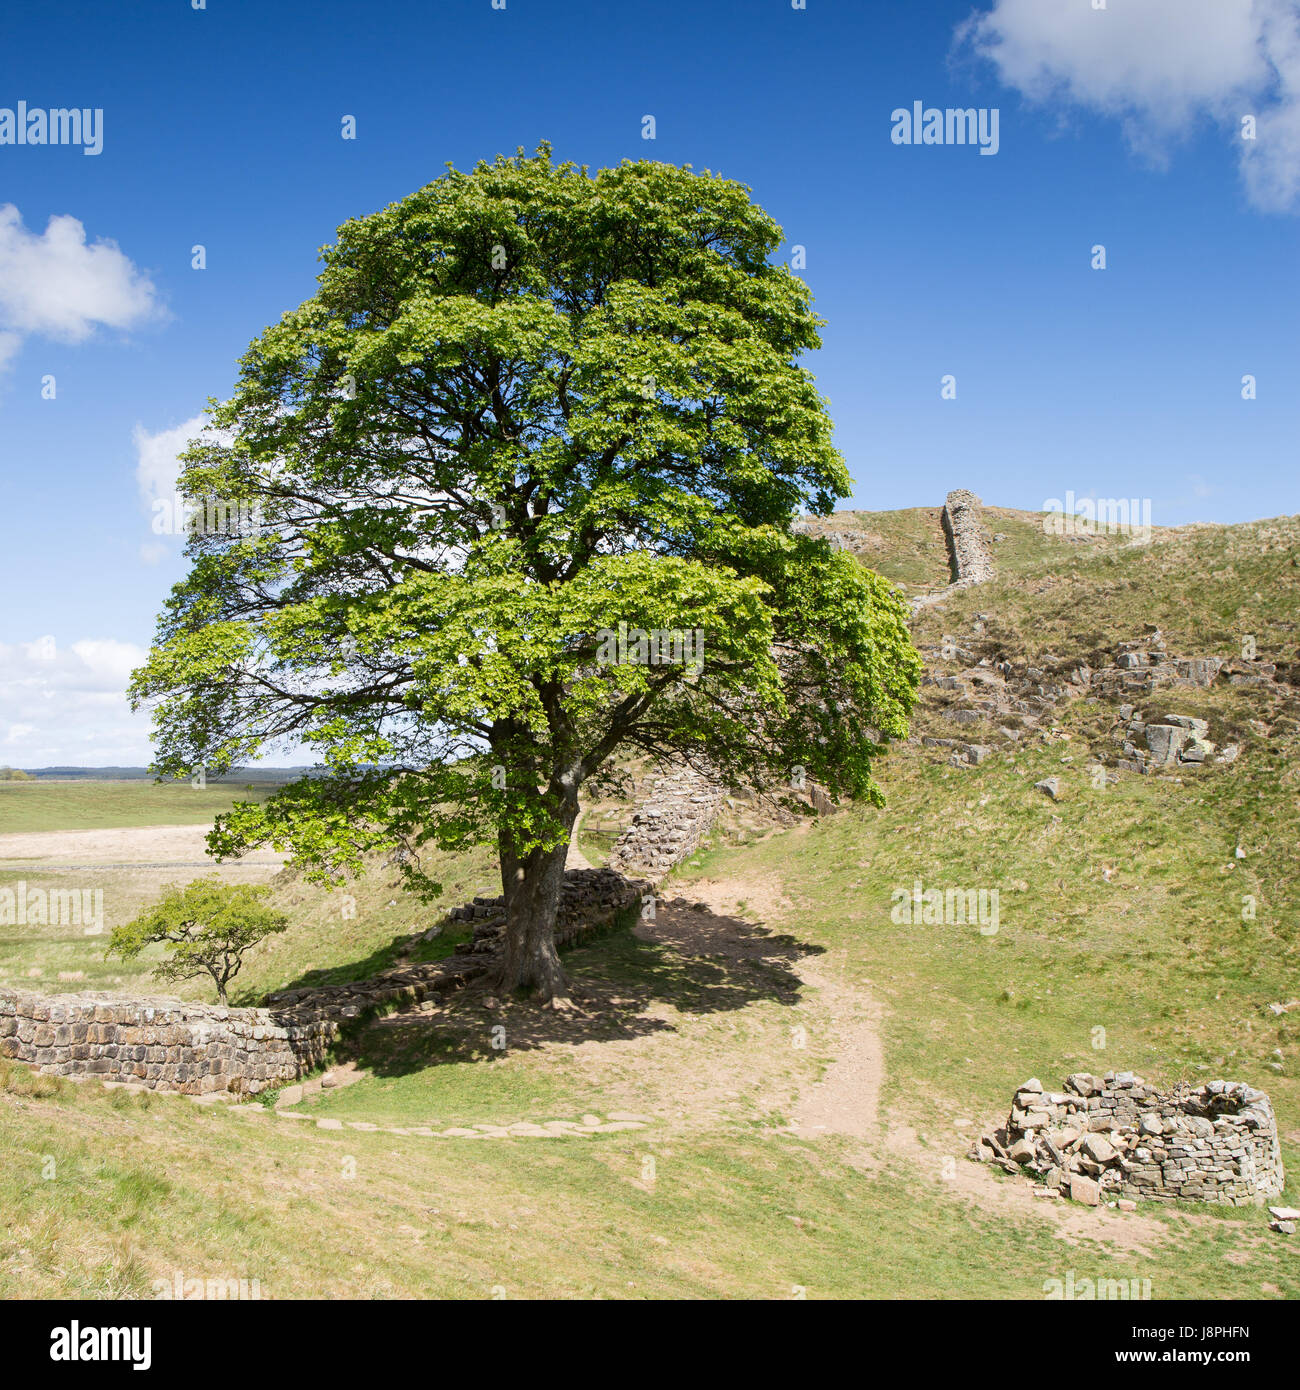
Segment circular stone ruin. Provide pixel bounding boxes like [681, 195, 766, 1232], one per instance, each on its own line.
[973, 1071, 1284, 1207]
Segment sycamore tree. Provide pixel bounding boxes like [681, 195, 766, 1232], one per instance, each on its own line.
[107, 878, 288, 1006]
[130, 147, 920, 1006]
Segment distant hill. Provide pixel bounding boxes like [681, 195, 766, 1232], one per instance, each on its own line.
[11, 767, 316, 783]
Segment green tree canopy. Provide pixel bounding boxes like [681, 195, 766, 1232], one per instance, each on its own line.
[130, 146, 920, 1003]
[106, 878, 288, 1005]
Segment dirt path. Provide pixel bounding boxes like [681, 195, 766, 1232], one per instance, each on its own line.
[788, 960, 882, 1144]
[662, 870, 1174, 1255]
[564, 840, 594, 872]
[0, 824, 285, 869]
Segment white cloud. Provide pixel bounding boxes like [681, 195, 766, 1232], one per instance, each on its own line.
[134, 414, 210, 512]
[0, 204, 163, 366]
[0, 637, 154, 766]
[957, 0, 1300, 211]
[133, 413, 235, 562]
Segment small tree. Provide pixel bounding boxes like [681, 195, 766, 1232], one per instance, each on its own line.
[106, 878, 288, 1005]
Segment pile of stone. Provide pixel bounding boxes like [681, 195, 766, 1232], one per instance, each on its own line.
[973, 1073, 1285, 1207]
[1114, 710, 1231, 773]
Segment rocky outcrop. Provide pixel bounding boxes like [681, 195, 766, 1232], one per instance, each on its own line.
[974, 1073, 1284, 1207]
[1115, 712, 1228, 773]
[912, 620, 1291, 769]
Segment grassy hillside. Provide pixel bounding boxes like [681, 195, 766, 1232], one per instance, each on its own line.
[803, 502, 1140, 596]
[2, 503, 1298, 1299]
[908, 512, 1300, 671]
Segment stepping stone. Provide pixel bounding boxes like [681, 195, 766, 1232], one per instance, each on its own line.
[231, 1104, 266, 1114]
[607, 1111, 653, 1123]
[506, 1123, 551, 1137]
[276, 1111, 311, 1121]
[347, 1121, 379, 1131]
[440, 1127, 481, 1138]
[316, 1118, 343, 1130]
[408, 1127, 437, 1137]
[590, 1121, 648, 1132]
[581, 1114, 603, 1127]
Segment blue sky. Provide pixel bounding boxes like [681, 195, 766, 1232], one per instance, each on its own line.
[1, 0, 1297, 764]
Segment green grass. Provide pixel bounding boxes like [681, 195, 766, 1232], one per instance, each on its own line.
[230, 843, 498, 1003]
[0, 780, 279, 834]
[909, 512, 1300, 676]
[825, 503, 1140, 594]
[0, 1058, 1121, 1299]
[3, 504, 1299, 1298]
[671, 727, 1300, 1176]
[0, 866, 179, 994]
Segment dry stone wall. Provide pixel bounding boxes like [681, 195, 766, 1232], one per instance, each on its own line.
[605, 767, 726, 883]
[974, 1072, 1284, 1207]
[0, 989, 334, 1096]
[941, 488, 996, 586]
[910, 490, 997, 613]
[456, 866, 646, 958]
[0, 869, 639, 1095]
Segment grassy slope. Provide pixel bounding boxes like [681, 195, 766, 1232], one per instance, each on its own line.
[2, 507, 1299, 1299]
[0, 781, 279, 835]
[820, 503, 1137, 594]
[0, 844, 497, 1006]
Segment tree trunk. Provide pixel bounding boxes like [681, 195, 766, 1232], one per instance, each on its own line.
[493, 819, 573, 1006]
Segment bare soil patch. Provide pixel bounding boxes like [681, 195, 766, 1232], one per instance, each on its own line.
[0, 824, 285, 872]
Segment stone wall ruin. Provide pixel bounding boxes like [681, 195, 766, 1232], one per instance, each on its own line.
[0, 869, 641, 1096]
[974, 1072, 1284, 1207]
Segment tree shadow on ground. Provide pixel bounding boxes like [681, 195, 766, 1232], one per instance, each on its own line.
[232, 923, 473, 1006]
[344, 894, 824, 1080]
